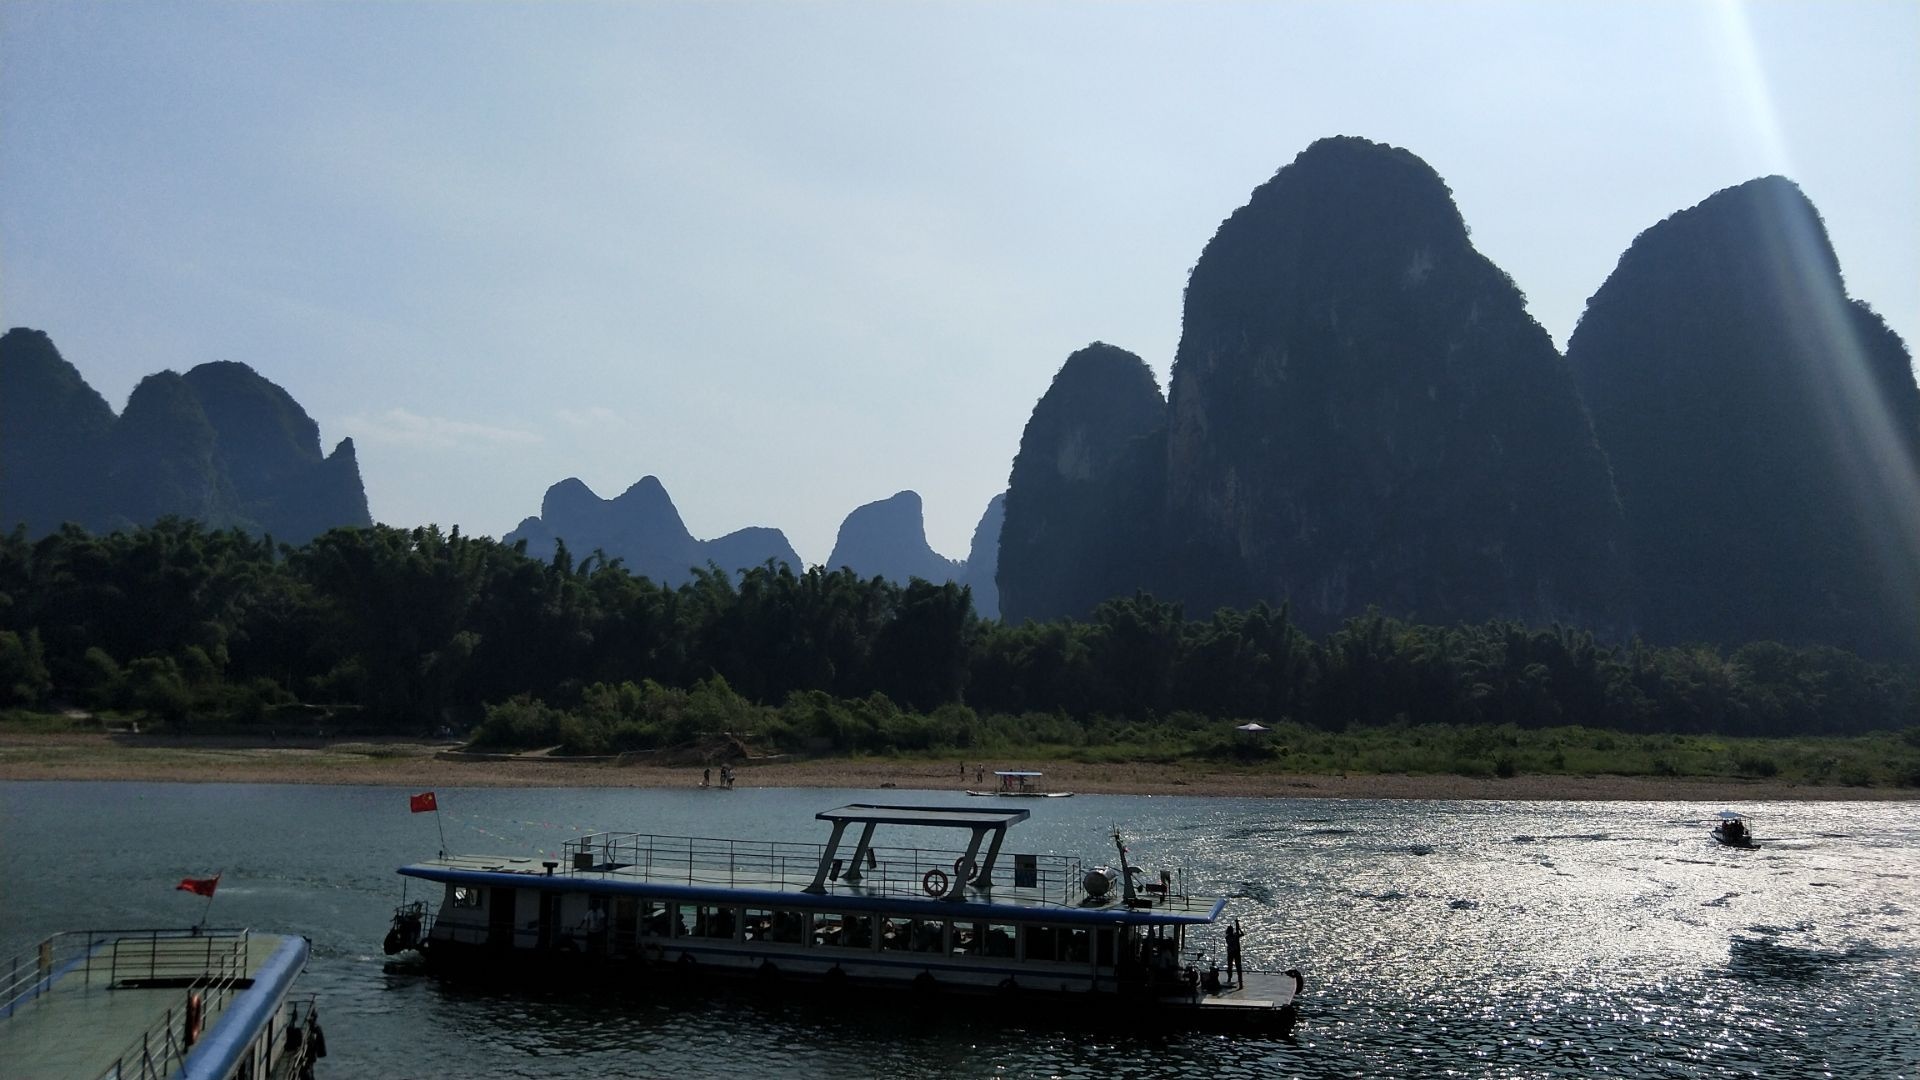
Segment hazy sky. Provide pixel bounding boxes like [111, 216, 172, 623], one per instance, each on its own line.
[4, 2, 1915, 565]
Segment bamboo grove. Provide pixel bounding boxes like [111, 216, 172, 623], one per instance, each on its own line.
[1, 520, 1913, 751]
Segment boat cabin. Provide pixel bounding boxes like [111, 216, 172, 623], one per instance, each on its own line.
[390, 804, 1297, 1029]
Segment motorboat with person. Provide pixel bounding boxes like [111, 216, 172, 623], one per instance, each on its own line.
[1712, 811, 1756, 848]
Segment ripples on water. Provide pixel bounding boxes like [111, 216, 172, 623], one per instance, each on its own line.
[2, 783, 1915, 1078]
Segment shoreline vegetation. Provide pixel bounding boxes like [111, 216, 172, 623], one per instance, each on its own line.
[3, 728, 1915, 802]
[5, 522, 1917, 803]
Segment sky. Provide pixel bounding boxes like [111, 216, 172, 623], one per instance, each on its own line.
[3, 1, 1915, 566]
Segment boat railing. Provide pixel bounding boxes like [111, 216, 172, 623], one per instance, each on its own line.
[0, 928, 255, 1080]
[564, 832, 1087, 905]
[276, 993, 325, 1080]
[1, 927, 253, 1022]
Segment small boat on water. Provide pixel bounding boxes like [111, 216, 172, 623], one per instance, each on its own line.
[967, 770, 1073, 798]
[0, 927, 325, 1080]
[1712, 811, 1756, 847]
[385, 803, 1301, 1033]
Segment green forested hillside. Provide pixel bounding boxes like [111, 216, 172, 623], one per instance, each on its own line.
[2, 522, 1912, 756]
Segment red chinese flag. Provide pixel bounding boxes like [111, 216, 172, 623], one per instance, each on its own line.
[176, 875, 219, 897]
[409, 791, 438, 813]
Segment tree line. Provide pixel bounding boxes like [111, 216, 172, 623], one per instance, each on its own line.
[1, 519, 1913, 743]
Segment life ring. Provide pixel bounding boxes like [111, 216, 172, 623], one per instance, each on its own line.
[953, 856, 977, 884]
[922, 868, 950, 896]
[184, 992, 203, 1047]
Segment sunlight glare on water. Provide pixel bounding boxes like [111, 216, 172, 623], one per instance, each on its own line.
[2, 783, 1914, 1078]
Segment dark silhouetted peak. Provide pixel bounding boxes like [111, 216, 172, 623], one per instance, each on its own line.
[609, 476, 687, 534]
[0, 328, 114, 432]
[1568, 176, 1920, 658]
[105, 371, 236, 529]
[705, 526, 803, 578]
[296, 437, 374, 542]
[508, 475, 797, 585]
[999, 343, 1168, 623]
[541, 477, 602, 521]
[0, 330, 371, 542]
[0, 328, 116, 533]
[1163, 136, 1629, 630]
[826, 490, 962, 585]
[177, 360, 368, 543]
[182, 361, 324, 462]
[961, 492, 1006, 620]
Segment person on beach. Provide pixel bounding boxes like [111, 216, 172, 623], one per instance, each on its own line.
[1225, 919, 1244, 987]
[702, 767, 710, 788]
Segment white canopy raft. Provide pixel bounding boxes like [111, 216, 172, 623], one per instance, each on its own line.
[967, 770, 1074, 798]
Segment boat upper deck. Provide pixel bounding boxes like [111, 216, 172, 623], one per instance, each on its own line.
[400, 804, 1224, 925]
[0, 927, 313, 1080]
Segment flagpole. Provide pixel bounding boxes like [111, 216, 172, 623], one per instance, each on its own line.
[436, 804, 448, 857]
[200, 873, 220, 928]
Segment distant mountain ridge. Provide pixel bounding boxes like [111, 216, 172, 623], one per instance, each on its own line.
[994, 136, 1918, 661]
[14, 135, 1915, 663]
[503, 477, 1003, 615]
[825, 490, 962, 585]
[0, 327, 370, 544]
[504, 476, 804, 586]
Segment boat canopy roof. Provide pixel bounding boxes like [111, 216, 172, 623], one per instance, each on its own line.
[993, 770, 1044, 777]
[816, 804, 1031, 829]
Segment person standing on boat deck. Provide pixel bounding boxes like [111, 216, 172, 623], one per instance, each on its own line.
[1225, 920, 1244, 987]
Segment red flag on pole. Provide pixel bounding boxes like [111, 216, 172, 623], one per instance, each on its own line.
[176, 875, 220, 897]
[410, 791, 438, 813]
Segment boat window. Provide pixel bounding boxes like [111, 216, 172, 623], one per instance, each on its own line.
[814, 912, 873, 949]
[679, 904, 736, 940]
[956, 921, 1016, 958]
[743, 908, 804, 944]
[879, 918, 912, 951]
[450, 886, 482, 909]
[910, 919, 946, 953]
[880, 917, 941, 952]
[640, 900, 671, 938]
[613, 898, 639, 949]
[1025, 924, 1091, 963]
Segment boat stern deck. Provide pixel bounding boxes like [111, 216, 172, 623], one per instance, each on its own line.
[0, 928, 311, 1080]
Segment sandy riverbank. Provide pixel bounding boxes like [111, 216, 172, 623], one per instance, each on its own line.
[1, 732, 1913, 801]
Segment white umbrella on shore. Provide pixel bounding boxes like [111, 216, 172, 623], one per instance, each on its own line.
[1234, 723, 1269, 733]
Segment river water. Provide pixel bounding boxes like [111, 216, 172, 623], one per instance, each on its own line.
[2, 782, 1914, 1078]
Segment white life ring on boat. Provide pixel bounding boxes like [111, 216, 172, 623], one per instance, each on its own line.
[953, 856, 977, 883]
[922, 868, 950, 896]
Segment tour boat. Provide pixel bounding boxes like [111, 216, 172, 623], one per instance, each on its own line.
[0, 927, 325, 1080]
[1712, 811, 1756, 848]
[385, 804, 1300, 1032]
[967, 770, 1074, 797]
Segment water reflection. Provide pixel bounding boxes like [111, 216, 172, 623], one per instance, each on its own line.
[2, 784, 1915, 1078]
